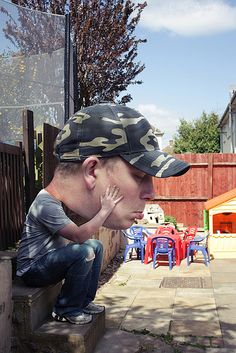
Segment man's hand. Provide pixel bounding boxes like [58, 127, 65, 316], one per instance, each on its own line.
[59, 185, 124, 243]
[100, 185, 123, 212]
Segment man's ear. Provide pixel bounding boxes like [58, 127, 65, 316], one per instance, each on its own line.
[81, 156, 101, 190]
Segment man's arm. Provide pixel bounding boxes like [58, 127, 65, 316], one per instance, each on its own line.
[58, 185, 123, 243]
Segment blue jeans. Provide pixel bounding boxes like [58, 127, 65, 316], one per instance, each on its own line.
[22, 239, 103, 316]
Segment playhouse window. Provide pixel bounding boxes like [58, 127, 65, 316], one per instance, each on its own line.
[213, 212, 236, 234]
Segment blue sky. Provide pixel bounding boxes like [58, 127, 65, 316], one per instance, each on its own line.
[126, 0, 236, 147]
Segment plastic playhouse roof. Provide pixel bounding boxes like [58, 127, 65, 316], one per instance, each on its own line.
[205, 188, 236, 210]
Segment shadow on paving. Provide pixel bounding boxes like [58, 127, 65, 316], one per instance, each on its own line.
[95, 256, 236, 352]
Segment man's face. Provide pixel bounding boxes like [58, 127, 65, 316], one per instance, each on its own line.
[99, 157, 155, 229]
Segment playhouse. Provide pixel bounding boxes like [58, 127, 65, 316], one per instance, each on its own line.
[205, 188, 236, 258]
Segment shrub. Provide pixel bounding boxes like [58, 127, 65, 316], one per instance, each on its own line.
[164, 215, 177, 229]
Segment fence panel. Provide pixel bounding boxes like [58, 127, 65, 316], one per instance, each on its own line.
[0, 142, 24, 250]
[22, 110, 36, 212]
[43, 123, 60, 187]
[152, 153, 236, 228]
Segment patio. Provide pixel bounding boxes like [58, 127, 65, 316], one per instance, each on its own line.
[94, 256, 236, 353]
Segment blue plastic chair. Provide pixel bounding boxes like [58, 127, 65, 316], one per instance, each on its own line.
[187, 235, 210, 266]
[122, 226, 149, 263]
[152, 236, 175, 270]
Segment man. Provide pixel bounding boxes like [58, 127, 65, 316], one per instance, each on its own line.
[16, 103, 189, 325]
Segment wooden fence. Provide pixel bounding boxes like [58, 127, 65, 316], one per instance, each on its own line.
[0, 142, 24, 250]
[0, 111, 60, 250]
[152, 153, 236, 228]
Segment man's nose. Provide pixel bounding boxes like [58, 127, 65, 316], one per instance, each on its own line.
[141, 176, 155, 200]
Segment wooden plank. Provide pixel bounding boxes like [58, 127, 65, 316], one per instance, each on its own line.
[0, 142, 20, 155]
[213, 162, 236, 166]
[22, 110, 35, 212]
[208, 154, 213, 200]
[188, 163, 208, 167]
[43, 123, 60, 187]
[154, 196, 208, 201]
[0, 152, 6, 249]
[0, 142, 24, 250]
[2, 151, 9, 249]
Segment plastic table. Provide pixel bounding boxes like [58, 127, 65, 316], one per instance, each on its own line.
[144, 232, 184, 266]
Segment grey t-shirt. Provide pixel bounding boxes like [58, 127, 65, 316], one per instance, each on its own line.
[17, 189, 72, 276]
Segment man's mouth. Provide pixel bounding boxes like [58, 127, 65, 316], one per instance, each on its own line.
[133, 212, 144, 220]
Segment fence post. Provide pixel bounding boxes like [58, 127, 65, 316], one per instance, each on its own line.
[208, 153, 214, 200]
[22, 110, 35, 212]
[43, 123, 59, 187]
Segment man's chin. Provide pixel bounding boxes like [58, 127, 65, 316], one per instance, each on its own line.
[104, 218, 134, 230]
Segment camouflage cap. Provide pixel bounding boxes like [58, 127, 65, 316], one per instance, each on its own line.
[54, 103, 190, 178]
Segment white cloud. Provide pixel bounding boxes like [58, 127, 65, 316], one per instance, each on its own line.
[139, 0, 236, 36]
[136, 103, 180, 147]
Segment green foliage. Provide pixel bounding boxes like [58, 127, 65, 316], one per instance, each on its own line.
[173, 112, 220, 153]
[164, 215, 177, 228]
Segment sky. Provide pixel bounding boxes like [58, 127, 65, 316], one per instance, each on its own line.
[125, 0, 236, 147]
[1, 0, 236, 148]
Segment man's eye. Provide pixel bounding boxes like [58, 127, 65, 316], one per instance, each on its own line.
[135, 174, 144, 181]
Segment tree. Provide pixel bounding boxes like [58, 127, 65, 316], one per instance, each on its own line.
[173, 112, 220, 153]
[9, 0, 147, 108]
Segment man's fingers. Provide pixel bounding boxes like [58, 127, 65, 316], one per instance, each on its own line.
[114, 195, 123, 204]
[111, 185, 120, 198]
[104, 185, 122, 201]
[105, 185, 111, 196]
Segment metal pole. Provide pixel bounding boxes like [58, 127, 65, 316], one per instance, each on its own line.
[229, 92, 234, 153]
[64, 13, 70, 123]
[73, 41, 78, 113]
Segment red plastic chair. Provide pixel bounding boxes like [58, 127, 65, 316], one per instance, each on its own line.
[154, 225, 177, 236]
[182, 226, 198, 257]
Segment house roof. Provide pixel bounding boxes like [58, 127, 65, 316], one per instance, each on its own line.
[205, 188, 236, 210]
[219, 90, 236, 127]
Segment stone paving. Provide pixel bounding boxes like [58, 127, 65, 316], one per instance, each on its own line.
[94, 256, 236, 353]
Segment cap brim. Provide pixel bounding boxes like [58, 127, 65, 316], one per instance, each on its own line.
[120, 150, 190, 178]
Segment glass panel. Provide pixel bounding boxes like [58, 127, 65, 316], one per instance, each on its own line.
[0, 0, 65, 143]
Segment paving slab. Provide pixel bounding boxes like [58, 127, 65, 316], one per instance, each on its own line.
[109, 274, 131, 284]
[126, 278, 162, 287]
[121, 315, 171, 335]
[181, 348, 206, 353]
[93, 329, 140, 353]
[170, 319, 222, 337]
[218, 312, 236, 322]
[206, 349, 234, 353]
[214, 294, 236, 306]
[131, 296, 174, 310]
[210, 259, 236, 272]
[213, 283, 236, 293]
[173, 308, 219, 321]
[94, 258, 236, 352]
[174, 296, 216, 307]
[211, 273, 236, 283]
[126, 306, 174, 320]
[95, 293, 136, 311]
[94, 328, 185, 353]
[176, 288, 214, 297]
[138, 287, 176, 297]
